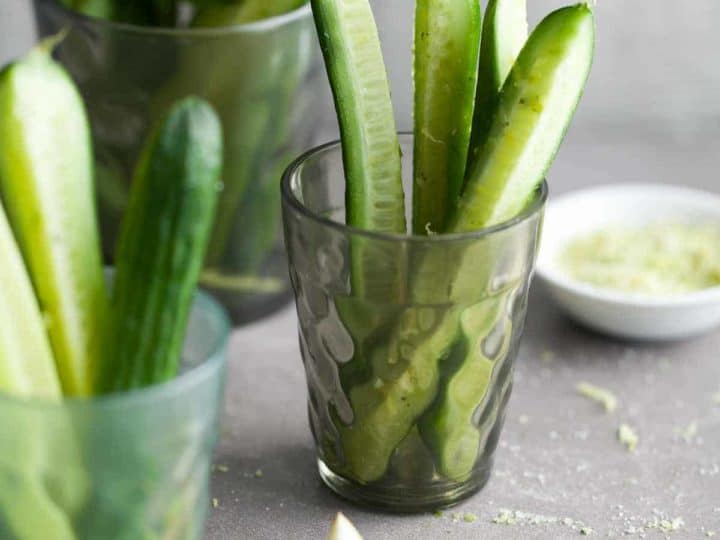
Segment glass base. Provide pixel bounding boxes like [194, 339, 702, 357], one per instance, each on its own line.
[318, 459, 492, 513]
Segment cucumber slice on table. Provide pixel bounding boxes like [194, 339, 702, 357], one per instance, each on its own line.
[97, 97, 222, 393]
[0, 39, 108, 397]
[311, 0, 405, 233]
[466, 0, 527, 171]
[413, 0, 481, 234]
[449, 3, 595, 232]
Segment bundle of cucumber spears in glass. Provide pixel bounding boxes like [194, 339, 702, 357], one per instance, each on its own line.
[0, 39, 222, 538]
[57, 0, 311, 300]
[311, 0, 594, 484]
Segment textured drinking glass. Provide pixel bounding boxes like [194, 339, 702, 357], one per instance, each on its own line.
[34, 0, 324, 324]
[282, 135, 546, 511]
[0, 291, 229, 539]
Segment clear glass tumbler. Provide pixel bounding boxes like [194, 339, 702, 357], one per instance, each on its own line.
[33, 0, 324, 324]
[282, 135, 546, 511]
[0, 291, 230, 539]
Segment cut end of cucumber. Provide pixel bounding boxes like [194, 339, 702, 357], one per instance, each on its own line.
[327, 513, 364, 540]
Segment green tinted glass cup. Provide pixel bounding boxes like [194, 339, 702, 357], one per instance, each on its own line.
[282, 135, 546, 511]
[0, 291, 229, 539]
[33, 0, 323, 324]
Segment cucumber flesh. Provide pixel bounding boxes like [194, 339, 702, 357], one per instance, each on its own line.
[466, 0, 527, 172]
[0, 204, 61, 400]
[337, 305, 461, 483]
[418, 294, 512, 481]
[0, 40, 108, 397]
[311, 0, 406, 233]
[97, 97, 222, 393]
[413, 0, 481, 234]
[450, 4, 594, 232]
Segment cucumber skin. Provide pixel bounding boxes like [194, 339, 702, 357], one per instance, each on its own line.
[466, 0, 527, 174]
[413, 0, 481, 234]
[311, 0, 406, 233]
[97, 97, 222, 393]
[450, 4, 594, 232]
[0, 44, 108, 397]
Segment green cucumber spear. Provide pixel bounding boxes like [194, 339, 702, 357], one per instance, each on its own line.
[466, 0, 528, 173]
[412, 0, 481, 234]
[0, 37, 108, 397]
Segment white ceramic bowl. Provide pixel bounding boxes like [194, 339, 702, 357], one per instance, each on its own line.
[536, 184, 720, 341]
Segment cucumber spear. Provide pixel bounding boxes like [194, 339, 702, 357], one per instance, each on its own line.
[412, 0, 481, 234]
[0, 203, 61, 400]
[311, 0, 405, 234]
[0, 203, 76, 539]
[0, 38, 108, 397]
[450, 4, 594, 232]
[420, 3, 595, 481]
[311, 0, 408, 309]
[97, 97, 222, 393]
[466, 0, 528, 172]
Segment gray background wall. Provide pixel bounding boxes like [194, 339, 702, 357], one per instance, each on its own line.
[0, 1, 34, 66]
[2, 1, 719, 147]
[371, 1, 720, 138]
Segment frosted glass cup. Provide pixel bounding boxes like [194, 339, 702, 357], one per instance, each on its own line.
[282, 135, 546, 511]
[34, 0, 324, 324]
[0, 291, 229, 539]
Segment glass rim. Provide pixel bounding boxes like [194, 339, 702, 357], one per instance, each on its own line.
[39, 0, 312, 37]
[0, 288, 230, 411]
[281, 133, 549, 245]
